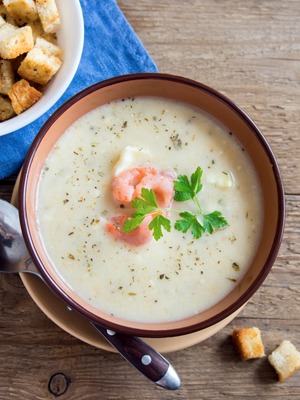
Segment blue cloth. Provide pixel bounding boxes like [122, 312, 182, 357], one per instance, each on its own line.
[0, 0, 158, 180]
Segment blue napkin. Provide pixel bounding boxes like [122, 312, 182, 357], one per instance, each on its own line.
[0, 0, 158, 180]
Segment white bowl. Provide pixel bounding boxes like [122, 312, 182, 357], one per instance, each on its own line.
[0, 0, 84, 136]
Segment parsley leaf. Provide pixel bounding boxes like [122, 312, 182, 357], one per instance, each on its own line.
[140, 188, 158, 208]
[131, 189, 157, 211]
[123, 215, 146, 233]
[202, 211, 228, 234]
[174, 166, 203, 202]
[123, 188, 170, 240]
[130, 189, 158, 216]
[173, 189, 193, 202]
[174, 212, 205, 239]
[149, 214, 171, 241]
[174, 175, 193, 196]
[190, 166, 203, 194]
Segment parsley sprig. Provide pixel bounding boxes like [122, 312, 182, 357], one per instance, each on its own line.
[123, 166, 228, 241]
[174, 167, 228, 238]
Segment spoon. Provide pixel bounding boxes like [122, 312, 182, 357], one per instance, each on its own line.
[0, 199, 180, 390]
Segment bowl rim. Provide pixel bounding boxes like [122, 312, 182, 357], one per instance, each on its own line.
[0, 0, 84, 136]
[19, 73, 286, 337]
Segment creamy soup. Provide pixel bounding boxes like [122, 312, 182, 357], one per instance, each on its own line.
[36, 97, 263, 323]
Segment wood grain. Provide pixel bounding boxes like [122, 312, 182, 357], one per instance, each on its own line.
[121, 0, 300, 195]
[1, 0, 300, 398]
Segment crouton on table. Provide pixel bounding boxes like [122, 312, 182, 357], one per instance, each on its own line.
[268, 340, 300, 382]
[231, 327, 265, 361]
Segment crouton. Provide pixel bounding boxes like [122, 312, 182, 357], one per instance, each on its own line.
[27, 19, 57, 44]
[268, 340, 300, 382]
[36, 0, 60, 34]
[18, 45, 62, 84]
[0, 19, 15, 33]
[0, 14, 5, 26]
[0, 59, 14, 94]
[0, 93, 15, 120]
[0, 4, 17, 25]
[231, 327, 265, 360]
[3, 0, 38, 25]
[0, 23, 33, 59]
[8, 79, 42, 114]
[35, 36, 62, 57]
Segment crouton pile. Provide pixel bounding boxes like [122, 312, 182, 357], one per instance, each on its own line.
[0, 0, 63, 122]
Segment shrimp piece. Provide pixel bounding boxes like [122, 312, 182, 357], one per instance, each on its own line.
[136, 174, 174, 210]
[111, 167, 157, 203]
[107, 215, 153, 246]
[161, 170, 177, 181]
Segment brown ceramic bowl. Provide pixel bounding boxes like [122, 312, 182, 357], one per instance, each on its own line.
[19, 73, 285, 338]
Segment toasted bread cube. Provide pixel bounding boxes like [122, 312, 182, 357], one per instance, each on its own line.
[8, 78, 42, 114]
[36, 0, 60, 34]
[0, 14, 5, 27]
[27, 19, 57, 44]
[268, 340, 300, 382]
[35, 36, 62, 57]
[0, 93, 15, 120]
[0, 59, 14, 94]
[0, 23, 33, 59]
[0, 4, 17, 25]
[0, 20, 16, 34]
[3, 0, 38, 25]
[231, 327, 265, 360]
[18, 46, 62, 84]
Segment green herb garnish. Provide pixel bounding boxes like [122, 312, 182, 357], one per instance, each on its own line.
[123, 188, 171, 241]
[174, 167, 228, 238]
[174, 166, 203, 203]
[123, 167, 228, 241]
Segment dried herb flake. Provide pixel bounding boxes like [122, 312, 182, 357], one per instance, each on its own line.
[232, 262, 240, 272]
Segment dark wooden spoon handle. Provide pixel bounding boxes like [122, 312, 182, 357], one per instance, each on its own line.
[91, 323, 181, 390]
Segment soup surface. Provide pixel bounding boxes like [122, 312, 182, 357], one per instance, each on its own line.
[37, 97, 263, 323]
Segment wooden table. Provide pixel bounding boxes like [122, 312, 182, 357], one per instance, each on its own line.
[1, 1, 300, 398]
